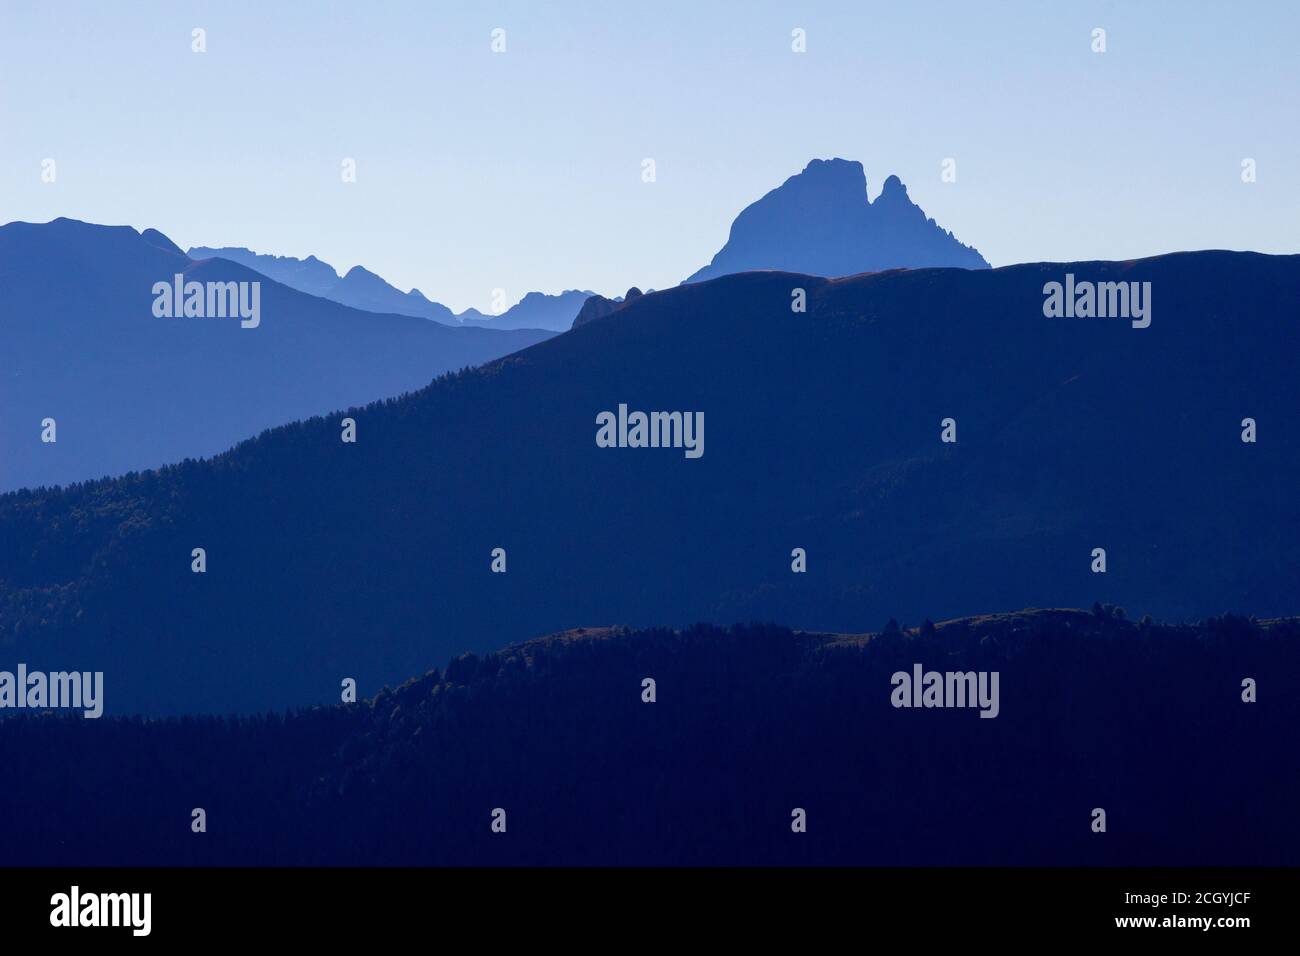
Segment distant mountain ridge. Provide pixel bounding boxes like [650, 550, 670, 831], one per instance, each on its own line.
[0, 219, 553, 491]
[194, 157, 983, 331]
[458, 289, 597, 330]
[684, 158, 988, 283]
[188, 245, 592, 330]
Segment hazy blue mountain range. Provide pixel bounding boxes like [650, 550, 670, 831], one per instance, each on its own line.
[189, 245, 593, 330]
[0, 219, 553, 492]
[457, 290, 597, 330]
[185, 245, 341, 298]
[3, 249, 1296, 714]
[191, 157, 983, 333]
[685, 158, 989, 283]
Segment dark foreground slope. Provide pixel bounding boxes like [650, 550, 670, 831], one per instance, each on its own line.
[0, 219, 552, 491]
[0, 610, 1295, 865]
[2, 251, 1299, 713]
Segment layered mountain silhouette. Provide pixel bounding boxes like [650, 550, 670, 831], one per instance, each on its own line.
[186, 245, 341, 298]
[458, 289, 596, 330]
[684, 158, 988, 283]
[572, 287, 641, 328]
[189, 245, 593, 330]
[2, 250, 1298, 714]
[2, 611, 1295, 865]
[188, 245, 458, 323]
[192, 158, 983, 331]
[326, 265, 461, 324]
[0, 219, 553, 492]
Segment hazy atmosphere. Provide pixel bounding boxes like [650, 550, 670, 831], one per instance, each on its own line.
[2, 0, 1296, 311]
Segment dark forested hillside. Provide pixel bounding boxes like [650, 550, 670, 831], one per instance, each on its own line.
[0, 610, 1295, 866]
[2, 251, 1299, 713]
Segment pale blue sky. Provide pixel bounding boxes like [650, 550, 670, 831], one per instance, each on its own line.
[2, 0, 1296, 312]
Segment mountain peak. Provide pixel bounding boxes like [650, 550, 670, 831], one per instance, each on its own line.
[453, 289, 596, 330]
[684, 158, 987, 283]
[799, 157, 867, 188]
[186, 245, 343, 299]
[140, 227, 184, 256]
[878, 174, 908, 199]
[569, 286, 646, 329]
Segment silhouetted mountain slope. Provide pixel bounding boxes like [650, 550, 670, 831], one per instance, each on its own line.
[0, 611, 1295, 865]
[188, 245, 458, 323]
[685, 158, 988, 283]
[329, 264, 459, 324]
[2, 250, 1298, 713]
[140, 228, 184, 257]
[0, 220, 553, 491]
[571, 287, 641, 329]
[189, 245, 592, 330]
[187, 245, 340, 298]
